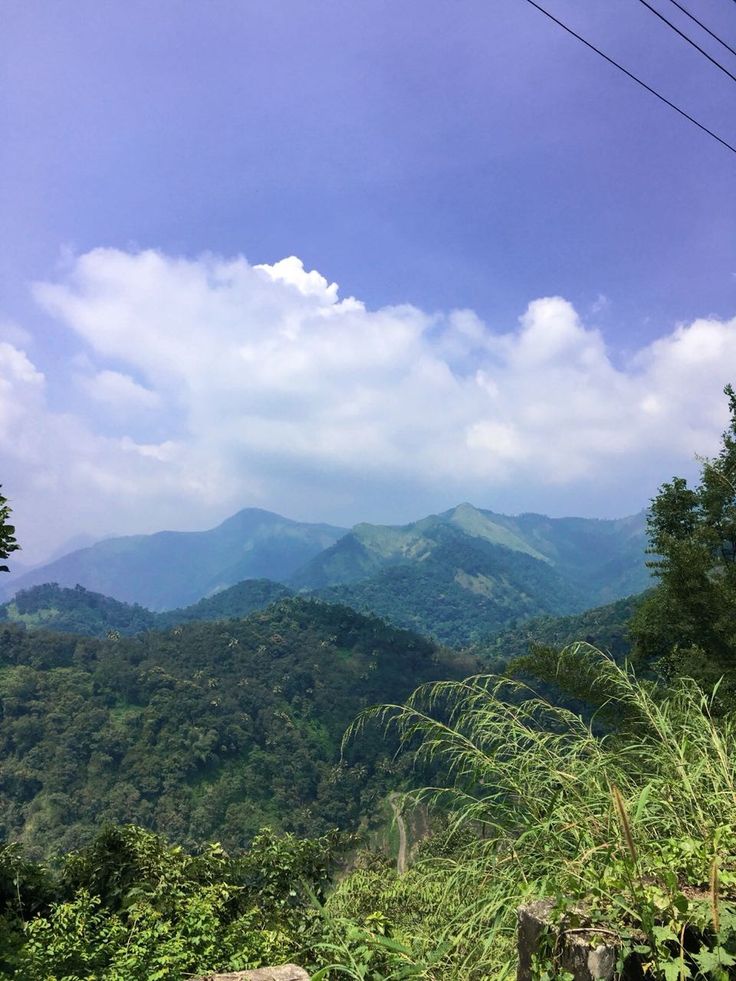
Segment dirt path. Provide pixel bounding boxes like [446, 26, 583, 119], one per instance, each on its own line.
[389, 794, 408, 874]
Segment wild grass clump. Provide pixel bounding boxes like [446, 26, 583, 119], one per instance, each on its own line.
[323, 644, 736, 979]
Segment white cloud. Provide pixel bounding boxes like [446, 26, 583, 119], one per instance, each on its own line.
[2, 247, 734, 561]
[80, 369, 161, 409]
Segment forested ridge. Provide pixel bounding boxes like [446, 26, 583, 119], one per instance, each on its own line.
[0, 579, 293, 638]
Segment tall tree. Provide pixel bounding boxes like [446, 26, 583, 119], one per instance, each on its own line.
[631, 385, 736, 684]
[0, 485, 20, 573]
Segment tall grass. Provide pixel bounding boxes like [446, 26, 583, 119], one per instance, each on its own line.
[323, 645, 736, 979]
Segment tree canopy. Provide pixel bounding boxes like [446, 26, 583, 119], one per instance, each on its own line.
[0, 486, 19, 573]
[630, 384, 736, 692]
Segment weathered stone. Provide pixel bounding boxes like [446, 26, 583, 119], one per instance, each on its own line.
[193, 965, 310, 981]
[517, 900, 640, 981]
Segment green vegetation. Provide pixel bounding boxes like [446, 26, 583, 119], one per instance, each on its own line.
[484, 592, 645, 663]
[0, 486, 19, 574]
[3, 648, 735, 979]
[0, 598, 475, 857]
[0, 579, 292, 637]
[321, 646, 736, 979]
[630, 385, 736, 699]
[0, 823, 346, 980]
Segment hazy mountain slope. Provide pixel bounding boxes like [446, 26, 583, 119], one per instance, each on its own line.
[0, 580, 294, 637]
[156, 578, 293, 627]
[0, 598, 476, 856]
[485, 510, 651, 602]
[315, 523, 584, 645]
[292, 503, 648, 605]
[291, 503, 649, 644]
[1, 510, 345, 610]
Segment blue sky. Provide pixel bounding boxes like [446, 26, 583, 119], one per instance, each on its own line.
[1, 0, 735, 561]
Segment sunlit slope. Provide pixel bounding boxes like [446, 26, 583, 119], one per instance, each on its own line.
[292, 504, 649, 644]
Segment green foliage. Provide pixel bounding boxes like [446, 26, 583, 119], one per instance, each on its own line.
[631, 385, 736, 694]
[0, 598, 475, 856]
[0, 823, 344, 980]
[483, 591, 644, 664]
[327, 647, 736, 979]
[0, 487, 19, 574]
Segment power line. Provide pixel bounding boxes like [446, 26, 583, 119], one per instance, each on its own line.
[521, 0, 736, 156]
[663, 0, 736, 60]
[635, 0, 736, 84]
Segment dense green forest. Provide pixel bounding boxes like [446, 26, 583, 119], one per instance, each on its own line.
[1, 583, 158, 636]
[484, 591, 645, 663]
[0, 598, 474, 856]
[0, 579, 293, 638]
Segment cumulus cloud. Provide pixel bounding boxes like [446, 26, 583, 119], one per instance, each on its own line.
[2, 247, 734, 560]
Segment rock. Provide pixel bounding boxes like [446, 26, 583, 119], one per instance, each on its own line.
[193, 966, 310, 981]
[517, 900, 641, 981]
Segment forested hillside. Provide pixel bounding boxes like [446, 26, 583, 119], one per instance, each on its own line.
[0, 580, 294, 637]
[294, 502, 649, 601]
[484, 592, 645, 662]
[0, 583, 158, 636]
[0, 598, 475, 857]
[316, 523, 585, 645]
[300, 502, 650, 644]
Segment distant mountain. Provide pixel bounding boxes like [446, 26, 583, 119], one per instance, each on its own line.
[0, 510, 345, 610]
[292, 504, 650, 645]
[1, 503, 650, 641]
[0, 579, 295, 638]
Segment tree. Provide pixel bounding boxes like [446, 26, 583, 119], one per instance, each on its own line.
[630, 385, 736, 686]
[0, 485, 19, 573]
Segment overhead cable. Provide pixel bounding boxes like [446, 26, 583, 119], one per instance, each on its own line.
[521, 0, 736, 156]
[635, 0, 736, 84]
[663, 0, 736, 60]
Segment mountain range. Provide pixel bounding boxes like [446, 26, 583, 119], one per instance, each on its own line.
[2, 509, 345, 609]
[1, 503, 651, 645]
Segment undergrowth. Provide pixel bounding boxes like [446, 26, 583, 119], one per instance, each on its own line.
[322, 644, 736, 979]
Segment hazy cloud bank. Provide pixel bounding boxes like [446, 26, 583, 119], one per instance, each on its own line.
[2, 248, 734, 561]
